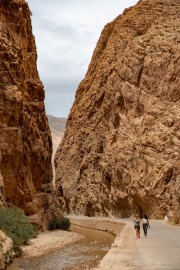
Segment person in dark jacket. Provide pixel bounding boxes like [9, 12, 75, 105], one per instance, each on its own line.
[142, 214, 150, 237]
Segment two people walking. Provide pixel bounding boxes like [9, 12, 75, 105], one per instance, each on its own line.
[134, 214, 150, 239]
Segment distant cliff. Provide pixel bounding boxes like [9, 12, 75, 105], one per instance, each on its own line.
[48, 115, 66, 155]
[55, 0, 180, 224]
[47, 115, 66, 184]
[0, 0, 54, 228]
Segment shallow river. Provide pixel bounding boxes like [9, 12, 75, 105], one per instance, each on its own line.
[7, 225, 115, 270]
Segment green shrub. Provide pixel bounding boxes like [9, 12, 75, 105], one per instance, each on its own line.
[0, 206, 38, 254]
[48, 217, 57, 230]
[49, 216, 70, 231]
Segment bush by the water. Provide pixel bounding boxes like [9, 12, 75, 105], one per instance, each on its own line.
[0, 206, 37, 254]
[49, 216, 70, 231]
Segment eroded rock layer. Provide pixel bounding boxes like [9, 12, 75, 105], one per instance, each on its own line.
[55, 0, 180, 223]
[0, 230, 13, 269]
[0, 0, 53, 226]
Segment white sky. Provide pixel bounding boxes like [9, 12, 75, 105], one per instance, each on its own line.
[27, 0, 139, 117]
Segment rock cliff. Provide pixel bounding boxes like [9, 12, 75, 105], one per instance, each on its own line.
[55, 0, 180, 224]
[0, 230, 13, 269]
[0, 0, 54, 227]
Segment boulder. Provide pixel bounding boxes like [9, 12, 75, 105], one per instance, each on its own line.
[0, 230, 14, 270]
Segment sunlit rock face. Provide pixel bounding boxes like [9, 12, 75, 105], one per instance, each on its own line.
[55, 0, 180, 224]
[0, 0, 54, 227]
[0, 230, 13, 270]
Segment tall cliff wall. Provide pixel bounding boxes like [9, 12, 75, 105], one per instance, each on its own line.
[55, 0, 180, 224]
[0, 0, 54, 227]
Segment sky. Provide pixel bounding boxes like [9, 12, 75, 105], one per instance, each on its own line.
[27, 0, 139, 117]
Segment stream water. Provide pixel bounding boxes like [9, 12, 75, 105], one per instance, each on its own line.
[7, 224, 115, 270]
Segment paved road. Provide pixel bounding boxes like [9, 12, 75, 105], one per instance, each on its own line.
[94, 219, 180, 270]
[68, 216, 180, 270]
[135, 220, 180, 270]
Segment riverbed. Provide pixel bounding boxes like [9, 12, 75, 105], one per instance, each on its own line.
[7, 224, 116, 270]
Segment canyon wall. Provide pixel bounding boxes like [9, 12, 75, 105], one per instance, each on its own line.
[0, 230, 13, 269]
[0, 0, 54, 227]
[55, 0, 180, 223]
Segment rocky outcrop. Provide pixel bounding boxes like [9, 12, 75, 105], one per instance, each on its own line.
[0, 152, 6, 208]
[0, 0, 54, 227]
[55, 0, 180, 223]
[0, 230, 14, 270]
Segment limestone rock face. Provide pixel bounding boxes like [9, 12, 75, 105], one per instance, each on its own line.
[0, 230, 14, 269]
[0, 152, 6, 208]
[0, 0, 53, 226]
[55, 0, 180, 223]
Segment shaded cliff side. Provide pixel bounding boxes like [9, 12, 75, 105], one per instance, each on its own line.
[0, 0, 54, 227]
[55, 0, 180, 223]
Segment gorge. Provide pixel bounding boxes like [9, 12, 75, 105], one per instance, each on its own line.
[0, 0, 180, 269]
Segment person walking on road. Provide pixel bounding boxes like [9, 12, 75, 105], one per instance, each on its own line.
[134, 214, 141, 239]
[142, 214, 150, 237]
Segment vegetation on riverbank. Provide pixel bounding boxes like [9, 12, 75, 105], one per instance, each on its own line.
[49, 216, 70, 230]
[0, 207, 37, 255]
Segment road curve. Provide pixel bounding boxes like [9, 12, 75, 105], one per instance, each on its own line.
[95, 220, 180, 270]
[68, 216, 180, 270]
